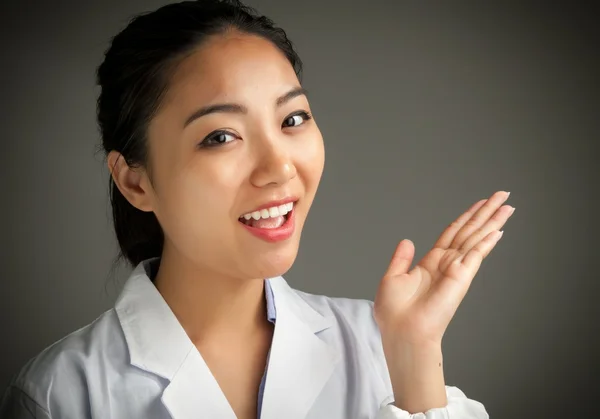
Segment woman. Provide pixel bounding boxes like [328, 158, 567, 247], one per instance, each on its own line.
[0, 1, 514, 418]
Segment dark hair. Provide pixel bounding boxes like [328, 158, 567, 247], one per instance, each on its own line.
[96, 0, 303, 267]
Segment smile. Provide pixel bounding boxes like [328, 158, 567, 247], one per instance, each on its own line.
[238, 201, 296, 242]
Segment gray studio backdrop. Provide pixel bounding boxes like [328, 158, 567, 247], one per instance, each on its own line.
[1, 1, 598, 417]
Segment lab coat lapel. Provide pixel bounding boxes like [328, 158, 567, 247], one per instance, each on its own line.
[115, 261, 236, 419]
[260, 277, 341, 419]
[116, 261, 341, 419]
[161, 348, 236, 419]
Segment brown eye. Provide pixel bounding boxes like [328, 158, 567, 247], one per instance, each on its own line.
[199, 131, 237, 148]
[282, 111, 312, 128]
[213, 133, 231, 144]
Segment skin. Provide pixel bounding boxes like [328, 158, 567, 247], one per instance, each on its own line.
[109, 31, 515, 417]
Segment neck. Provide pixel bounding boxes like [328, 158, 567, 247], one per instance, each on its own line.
[153, 244, 271, 347]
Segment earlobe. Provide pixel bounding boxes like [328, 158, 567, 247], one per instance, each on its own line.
[107, 151, 154, 212]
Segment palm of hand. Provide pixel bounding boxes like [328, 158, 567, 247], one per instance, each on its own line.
[374, 191, 515, 346]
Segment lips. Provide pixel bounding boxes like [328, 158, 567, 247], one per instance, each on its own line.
[238, 202, 296, 242]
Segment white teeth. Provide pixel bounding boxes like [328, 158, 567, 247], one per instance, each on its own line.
[241, 202, 294, 221]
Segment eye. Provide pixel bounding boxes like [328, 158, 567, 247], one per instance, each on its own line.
[282, 111, 312, 128]
[199, 130, 238, 148]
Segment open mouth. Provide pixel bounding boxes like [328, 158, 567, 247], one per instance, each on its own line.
[238, 202, 294, 229]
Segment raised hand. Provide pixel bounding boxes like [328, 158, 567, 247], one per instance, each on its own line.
[373, 191, 514, 413]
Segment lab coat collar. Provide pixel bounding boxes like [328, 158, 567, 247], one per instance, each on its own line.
[115, 260, 341, 419]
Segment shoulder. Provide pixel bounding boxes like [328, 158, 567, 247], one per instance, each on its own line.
[269, 276, 382, 347]
[288, 286, 394, 394]
[269, 276, 384, 351]
[289, 285, 389, 366]
[6, 309, 125, 413]
[289, 287, 489, 417]
[292, 287, 380, 339]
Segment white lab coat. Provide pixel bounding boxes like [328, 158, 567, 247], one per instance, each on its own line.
[1, 260, 488, 419]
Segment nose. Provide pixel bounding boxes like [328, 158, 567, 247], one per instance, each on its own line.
[249, 140, 297, 188]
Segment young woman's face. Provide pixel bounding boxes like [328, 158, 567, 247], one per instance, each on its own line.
[145, 33, 324, 280]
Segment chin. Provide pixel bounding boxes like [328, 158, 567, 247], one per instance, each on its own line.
[248, 244, 299, 279]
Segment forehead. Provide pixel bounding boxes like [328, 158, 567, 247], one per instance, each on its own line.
[163, 32, 300, 110]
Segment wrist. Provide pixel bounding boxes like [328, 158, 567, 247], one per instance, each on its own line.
[382, 340, 447, 414]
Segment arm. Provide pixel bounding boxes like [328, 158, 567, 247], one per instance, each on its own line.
[384, 342, 447, 413]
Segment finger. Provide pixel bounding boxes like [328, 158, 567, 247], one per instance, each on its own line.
[449, 191, 510, 250]
[461, 229, 504, 271]
[458, 204, 513, 254]
[434, 199, 488, 249]
[425, 231, 503, 317]
[383, 239, 415, 278]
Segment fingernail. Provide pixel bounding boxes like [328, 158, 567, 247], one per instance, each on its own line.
[497, 230, 504, 239]
[506, 191, 511, 198]
[510, 207, 516, 215]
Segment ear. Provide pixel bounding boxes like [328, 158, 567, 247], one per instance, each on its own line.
[107, 151, 154, 212]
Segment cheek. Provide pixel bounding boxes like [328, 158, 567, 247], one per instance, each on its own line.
[153, 160, 239, 236]
[297, 132, 325, 187]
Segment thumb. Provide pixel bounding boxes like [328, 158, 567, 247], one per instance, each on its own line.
[383, 239, 415, 278]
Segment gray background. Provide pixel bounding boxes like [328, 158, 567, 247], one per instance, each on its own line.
[1, 1, 598, 417]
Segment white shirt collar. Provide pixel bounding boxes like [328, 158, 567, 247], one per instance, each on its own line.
[114, 258, 337, 393]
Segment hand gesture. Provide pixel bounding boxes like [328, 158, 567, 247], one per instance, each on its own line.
[374, 191, 514, 346]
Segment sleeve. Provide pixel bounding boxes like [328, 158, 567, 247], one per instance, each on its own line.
[0, 385, 52, 419]
[375, 386, 489, 419]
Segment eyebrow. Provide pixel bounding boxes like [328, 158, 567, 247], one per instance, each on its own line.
[183, 87, 308, 128]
